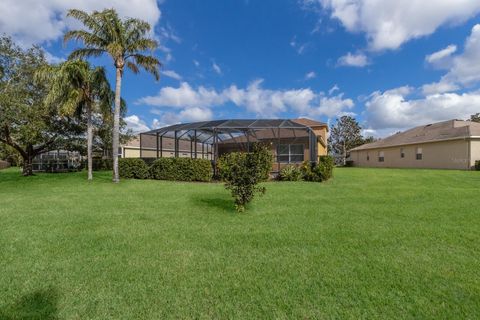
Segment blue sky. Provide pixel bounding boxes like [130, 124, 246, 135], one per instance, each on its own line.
[2, 0, 480, 136]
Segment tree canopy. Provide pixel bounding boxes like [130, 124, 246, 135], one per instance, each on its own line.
[0, 36, 82, 175]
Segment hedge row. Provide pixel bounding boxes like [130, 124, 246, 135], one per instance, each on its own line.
[119, 157, 212, 182]
[279, 156, 334, 182]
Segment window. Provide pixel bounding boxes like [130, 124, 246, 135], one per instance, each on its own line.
[378, 151, 385, 162]
[416, 147, 423, 160]
[367, 152, 370, 161]
[277, 144, 304, 163]
[400, 148, 405, 158]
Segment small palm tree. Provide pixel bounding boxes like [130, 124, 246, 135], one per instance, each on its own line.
[64, 8, 161, 182]
[37, 60, 113, 180]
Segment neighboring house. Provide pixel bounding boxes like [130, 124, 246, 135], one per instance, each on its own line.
[349, 120, 480, 170]
[121, 136, 213, 159]
[138, 118, 328, 173]
[32, 150, 82, 172]
[0, 160, 10, 170]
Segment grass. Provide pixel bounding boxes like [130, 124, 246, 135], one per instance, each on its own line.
[0, 167, 479, 319]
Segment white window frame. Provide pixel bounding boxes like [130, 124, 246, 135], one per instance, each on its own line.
[277, 144, 305, 163]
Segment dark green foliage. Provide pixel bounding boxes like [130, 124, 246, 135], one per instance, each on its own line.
[345, 160, 354, 167]
[475, 160, 480, 171]
[316, 155, 334, 180]
[119, 158, 149, 179]
[218, 144, 274, 212]
[279, 165, 303, 181]
[300, 156, 334, 182]
[149, 157, 212, 182]
[92, 158, 113, 171]
[250, 143, 274, 182]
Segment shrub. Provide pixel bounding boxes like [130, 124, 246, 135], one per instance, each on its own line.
[91, 158, 113, 171]
[250, 143, 274, 182]
[300, 156, 334, 182]
[119, 158, 149, 179]
[316, 155, 334, 180]
[345, 160, 354, 167]
[149, 157, 212, 182]
[218, 144, 273, 212]
[279, 165, 303, 181]
[475, 160, 480, 171]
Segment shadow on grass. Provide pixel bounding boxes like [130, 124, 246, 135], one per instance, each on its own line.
[191, 193, 235, 212]
[0, 287, 59, 320]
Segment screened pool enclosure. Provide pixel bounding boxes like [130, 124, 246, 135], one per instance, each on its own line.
[139, 119, 328, 173]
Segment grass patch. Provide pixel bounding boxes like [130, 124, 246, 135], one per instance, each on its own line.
[1, 167, 479, 318]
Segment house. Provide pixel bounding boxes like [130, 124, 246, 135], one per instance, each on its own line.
[121, 136, 213, 159]
[348, 120, 480, 170]
[138, 118, 328, 173]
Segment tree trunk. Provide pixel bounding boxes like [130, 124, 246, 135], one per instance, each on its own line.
[22, 150, 33, 176]
[87, 105, 93, 181]
[112, 66, 123, 183]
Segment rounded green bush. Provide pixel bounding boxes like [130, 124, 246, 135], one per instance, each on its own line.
[118, 158, 149, 179]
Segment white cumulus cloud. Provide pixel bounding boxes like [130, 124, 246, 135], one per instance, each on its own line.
[364, 87, 480, 131]
[337, 52, 368, 67]
[0, 0, 161, 46]
[137, 79, 355, 122]
[308, 0, 480, 50]
[124, 115, 151, 133]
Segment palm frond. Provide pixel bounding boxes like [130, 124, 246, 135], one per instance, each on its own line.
[66, 9, 101, 31]
[68, 48, 105, 60]
[130, 54, 161, 80]
[126, 61, 139, 74]
[63, 30, 106, 48]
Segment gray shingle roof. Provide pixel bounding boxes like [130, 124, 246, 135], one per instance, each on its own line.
[351, 120, 480, 151]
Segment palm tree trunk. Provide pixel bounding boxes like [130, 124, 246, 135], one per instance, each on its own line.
[87, 105, 93, 180]
[112, 66, 123, 183]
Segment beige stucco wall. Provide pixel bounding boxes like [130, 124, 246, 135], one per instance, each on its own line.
[349, 139, 471, 170]
[470, 139, 480, 168]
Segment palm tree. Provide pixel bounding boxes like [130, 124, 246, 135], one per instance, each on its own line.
[64, 8, 161, 183]
[37, 60, 113, 180]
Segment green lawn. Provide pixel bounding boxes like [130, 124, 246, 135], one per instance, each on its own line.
[0, 167, 479, 319]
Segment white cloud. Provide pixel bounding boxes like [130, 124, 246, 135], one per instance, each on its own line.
[44, 51, 65, 64]
[442, 24, 480, 86]
[337, 52, 368, 67]
[312, 94, 354, 118]
[364, 86, 480, 130]
[328, 84, 339, 95]
[193, 60, 200, 67]
[425, 44, 457, 68]
[421, 81, 459, 95]
[137, 82, 226, 109]
[0, 0, 161, 46]
[161, 70, 182, 81]
[124, 115, 150, 133]
[310, 0, 480, 50]
[137, 79, 354, 120]
[224, 79, 317, 116]
[305, 71, 316, 80]
[158, 24, 181, 44]
[422, 24, 480, 94]
[212, 62, 222, 75]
